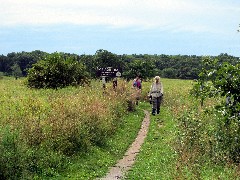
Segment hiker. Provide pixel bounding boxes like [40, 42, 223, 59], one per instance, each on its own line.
[132, 76, 141, 90]
[132, 76, 142, 105]
[149, 76, 163, 115]
[113, 77, 117, 89]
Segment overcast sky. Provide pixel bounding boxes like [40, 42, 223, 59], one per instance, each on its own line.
[0, 0, 240, 56]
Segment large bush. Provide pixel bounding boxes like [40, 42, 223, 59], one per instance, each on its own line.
[26, 53, 89, 89]
[190, 57, 240, 162]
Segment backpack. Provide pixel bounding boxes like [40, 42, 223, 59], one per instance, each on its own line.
[133, 79, 137, 87]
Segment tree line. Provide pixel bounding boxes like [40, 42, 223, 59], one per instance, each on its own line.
[0, 49, 239, 80]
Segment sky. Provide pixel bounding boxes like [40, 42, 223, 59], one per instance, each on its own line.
[0, 0, 240, 56]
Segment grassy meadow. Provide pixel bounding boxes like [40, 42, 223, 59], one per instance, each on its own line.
[0, 76, 239, 179]
[0, 76, 141, 179]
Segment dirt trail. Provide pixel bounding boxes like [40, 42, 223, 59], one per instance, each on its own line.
[99, 110, 150, 180]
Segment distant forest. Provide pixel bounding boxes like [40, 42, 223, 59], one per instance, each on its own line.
[0, 49, 239, 80]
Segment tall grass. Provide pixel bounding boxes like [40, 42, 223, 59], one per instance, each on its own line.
[0, 77, 136, 179]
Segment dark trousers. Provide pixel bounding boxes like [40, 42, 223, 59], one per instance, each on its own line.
[152, 96, 162, 115]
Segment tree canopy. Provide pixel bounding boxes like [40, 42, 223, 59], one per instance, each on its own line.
[0, 50, 239, 81]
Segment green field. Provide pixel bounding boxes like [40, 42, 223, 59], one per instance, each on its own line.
[0, 77, 238, 179]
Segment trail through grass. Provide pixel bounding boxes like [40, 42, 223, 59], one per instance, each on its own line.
[125, 104, 177, 179]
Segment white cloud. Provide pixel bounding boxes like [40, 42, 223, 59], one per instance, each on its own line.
[1, 0, 239, 33]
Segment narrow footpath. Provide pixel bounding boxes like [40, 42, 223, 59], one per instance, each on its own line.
[99, 110, 150, 180]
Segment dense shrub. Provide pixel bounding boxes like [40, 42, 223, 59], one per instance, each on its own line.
[26, 52, 89, 89]
[175, 56, 240, 175]
[191, 58, 240, 162]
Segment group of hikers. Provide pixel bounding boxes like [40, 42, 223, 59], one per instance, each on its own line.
[132, 75, 163, 116]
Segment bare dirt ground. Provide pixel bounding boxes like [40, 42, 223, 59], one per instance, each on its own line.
[99, 110, 150, 180]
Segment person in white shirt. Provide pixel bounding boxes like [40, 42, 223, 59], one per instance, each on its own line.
[149, 76, 163, 115]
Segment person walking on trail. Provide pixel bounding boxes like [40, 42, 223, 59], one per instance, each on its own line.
[132, 76, 142, 105]
[132, 76, 141, 90]
[149, 76, 163, 115]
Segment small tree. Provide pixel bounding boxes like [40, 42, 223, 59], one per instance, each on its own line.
[26, 53, 89, 89]
[11, 63, 22, 79]
[191, 57, 240, 162]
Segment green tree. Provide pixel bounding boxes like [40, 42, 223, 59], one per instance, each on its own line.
[26, 53, 89, 89]
[15, 51, 47, 76]
[123, 59, 156, 80]
[80, 54, 96, 78]
[192, 57, 240, 162]
[162, 68, 177, 78]
[94, 49, 121, 69]
[11, 63, 22, 79]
